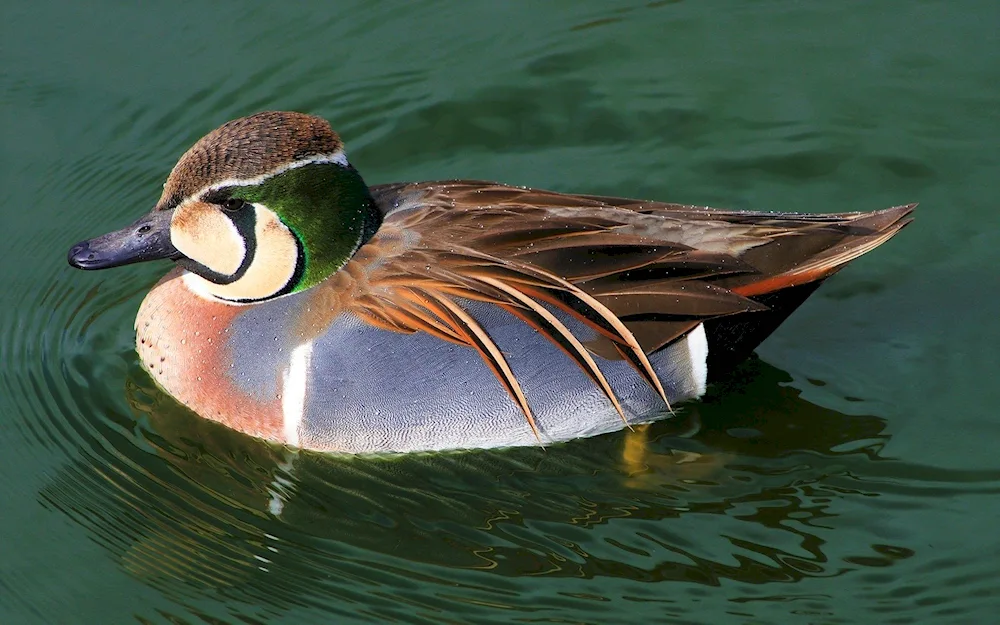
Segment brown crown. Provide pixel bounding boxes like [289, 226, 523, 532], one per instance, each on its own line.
[155, 111, 344, 210]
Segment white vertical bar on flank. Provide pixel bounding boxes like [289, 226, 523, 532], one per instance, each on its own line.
[686, 323, 709, 396]
[282, 341, 313, 447]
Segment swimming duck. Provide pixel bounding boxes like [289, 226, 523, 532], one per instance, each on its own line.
[67, 111, 912, 453]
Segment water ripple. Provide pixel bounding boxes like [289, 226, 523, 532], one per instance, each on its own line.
[18, 347, 961, 624]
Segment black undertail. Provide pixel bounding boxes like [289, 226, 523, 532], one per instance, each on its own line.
[704, 281, 825, 382]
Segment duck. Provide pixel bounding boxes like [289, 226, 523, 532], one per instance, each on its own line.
[67, 111, 913, 454]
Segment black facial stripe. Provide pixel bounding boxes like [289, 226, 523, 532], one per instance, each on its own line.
[220, 229, 305, 304]
[226, 205, 258, 280]
[273, 233, 307, 298]
[176, 206, 257, 284]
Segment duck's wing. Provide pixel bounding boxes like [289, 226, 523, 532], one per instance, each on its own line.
[565, 188, 915, 297]
[353, 180, 913, 437]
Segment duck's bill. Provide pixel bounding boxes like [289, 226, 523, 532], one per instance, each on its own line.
[67, 209, 180, 270]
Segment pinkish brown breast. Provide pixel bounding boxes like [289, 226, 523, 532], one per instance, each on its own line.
[135, 268, 285, 442]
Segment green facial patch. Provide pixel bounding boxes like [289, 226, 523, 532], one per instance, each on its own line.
[230, 162, 382, 293]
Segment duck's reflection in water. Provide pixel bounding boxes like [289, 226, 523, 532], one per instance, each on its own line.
[39, 357, 912, 621]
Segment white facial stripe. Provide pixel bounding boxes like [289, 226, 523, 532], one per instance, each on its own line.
[686, 323, 709, 396]
[197, 150, 350, 197]
[170, 202, 246, 275]
[282, 341, 313, 447]
[183, 203, 299, 302]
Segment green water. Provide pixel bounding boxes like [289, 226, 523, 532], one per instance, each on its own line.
[3, 1, 999, 623]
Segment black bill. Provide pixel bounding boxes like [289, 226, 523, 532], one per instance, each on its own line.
[68, 209, 179, 270]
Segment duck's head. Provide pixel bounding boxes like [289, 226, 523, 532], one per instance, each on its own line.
[67, 111, 381, 302]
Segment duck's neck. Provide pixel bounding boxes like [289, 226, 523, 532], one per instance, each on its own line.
[241, 162, 382, 294]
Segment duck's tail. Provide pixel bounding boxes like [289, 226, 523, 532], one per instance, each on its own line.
[703, 203, 915, 378]
[733, 204, 915, 297]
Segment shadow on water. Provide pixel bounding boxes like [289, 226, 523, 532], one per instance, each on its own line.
[37, 344, 913, 622]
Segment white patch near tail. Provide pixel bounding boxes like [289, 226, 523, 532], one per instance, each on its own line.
[281, 341, 313, 447]
[686, 323, 709, 396]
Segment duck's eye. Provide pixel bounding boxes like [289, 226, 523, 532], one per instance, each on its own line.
[222, 198, 246, 212]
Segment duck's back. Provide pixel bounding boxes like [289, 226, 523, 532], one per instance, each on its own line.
[368, 180, 913, 376]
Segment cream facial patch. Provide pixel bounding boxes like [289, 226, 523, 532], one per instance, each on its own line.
[192, 204, 299, 302]
[170, 201, 246, 276]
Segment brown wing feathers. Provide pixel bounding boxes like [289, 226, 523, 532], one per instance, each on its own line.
[351, 182, 913, 439]
[347, 244, 674, 441]
[479, 275, 629, 427]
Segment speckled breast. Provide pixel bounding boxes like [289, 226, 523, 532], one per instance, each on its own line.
[135, 268, 288, 442]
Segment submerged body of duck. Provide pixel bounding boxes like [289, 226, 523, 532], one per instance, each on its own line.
[68, 112, 912, 453]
